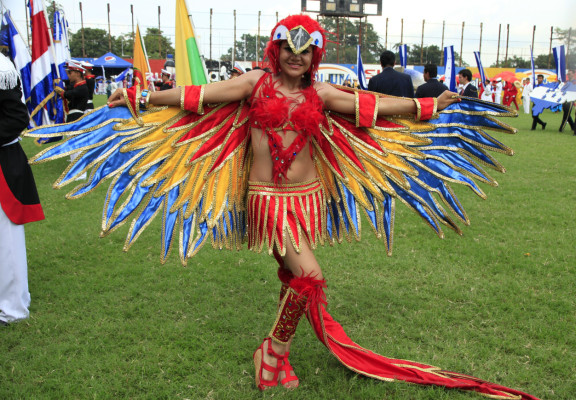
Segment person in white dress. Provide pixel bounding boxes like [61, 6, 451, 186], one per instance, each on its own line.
[493, 78, 503, 104]
[481, 79, 493, 102]
[522, 78, 533, 114]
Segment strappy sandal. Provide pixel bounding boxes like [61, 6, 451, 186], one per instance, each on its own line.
[279, 351, 299, 389]
[253, 337, 284, 391]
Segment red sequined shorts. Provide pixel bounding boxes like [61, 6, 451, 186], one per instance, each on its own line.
[247, 179, 326, 256]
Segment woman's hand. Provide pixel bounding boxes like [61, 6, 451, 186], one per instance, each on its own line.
[437, 90, 460, 111]
[107, 88, 126, 108]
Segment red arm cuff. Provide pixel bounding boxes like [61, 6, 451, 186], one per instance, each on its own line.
[413, 97, 438, 121]
[355, 91, 379, 128]
[182, 85, 205, 114]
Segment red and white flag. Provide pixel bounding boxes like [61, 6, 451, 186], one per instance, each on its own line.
[29, 0, 59, 126]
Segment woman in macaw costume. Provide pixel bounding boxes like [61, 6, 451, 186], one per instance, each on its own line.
[27, 14, 538, 400]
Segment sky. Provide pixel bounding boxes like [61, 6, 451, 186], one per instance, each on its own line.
[2, 0, 574, 67]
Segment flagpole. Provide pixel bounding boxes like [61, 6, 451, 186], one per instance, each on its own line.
[209, 8, 213, 61]
[157, 6, 161, 57]
[420, 19, 425, 64]
[547, 26, 553, 69]
[107, 3, 111, 53]
[479, 22, 483, 54]
[80, 2, 85, 57]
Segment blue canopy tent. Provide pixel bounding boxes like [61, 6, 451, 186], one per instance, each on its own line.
[90, 52, 132, 78]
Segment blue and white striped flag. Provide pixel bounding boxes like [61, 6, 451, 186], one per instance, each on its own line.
[473, 51, 487, 86]
[53, 10, 70, 80]
[530, 45, 536, 86]
[399, 44, 408, 68]
[1, 11, 32, 109]
[553, 45, 566, 83]
[356, 45, 367, 90]
[443, 45, 456, 92]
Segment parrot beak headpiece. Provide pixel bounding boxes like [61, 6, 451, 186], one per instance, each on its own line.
[272, 23, 324, 54]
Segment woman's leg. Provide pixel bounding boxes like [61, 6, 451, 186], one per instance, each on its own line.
[258, 240, 322, 389]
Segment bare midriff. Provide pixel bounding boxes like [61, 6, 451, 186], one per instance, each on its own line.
[248, 127, 317, 184]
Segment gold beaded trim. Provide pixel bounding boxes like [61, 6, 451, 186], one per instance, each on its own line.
[197, 84, 205, 115]
[414, 98, 422, 121]
[354, 91, 360, 127]
[179, 86, 186, 110]
[372, 95, 379, 128]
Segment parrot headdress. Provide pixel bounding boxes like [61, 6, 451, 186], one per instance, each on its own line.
[264, 14, 326, 79]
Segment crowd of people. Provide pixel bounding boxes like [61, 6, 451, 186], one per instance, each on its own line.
[365, 52, 575, 135]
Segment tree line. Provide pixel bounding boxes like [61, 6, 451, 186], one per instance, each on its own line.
[48, 1, 573, 69]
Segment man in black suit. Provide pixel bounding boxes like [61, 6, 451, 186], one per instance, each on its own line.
[415, 64, 448, 98]
[367, 50, 414, 97]
[457, 69, 478, 98]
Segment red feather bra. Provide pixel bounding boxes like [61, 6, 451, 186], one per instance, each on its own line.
[248, 73, 325, 183]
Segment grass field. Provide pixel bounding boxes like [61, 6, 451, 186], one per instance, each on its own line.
[2, 95, 575, 399]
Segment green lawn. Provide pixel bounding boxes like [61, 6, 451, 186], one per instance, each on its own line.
[2, 100, 574, 399]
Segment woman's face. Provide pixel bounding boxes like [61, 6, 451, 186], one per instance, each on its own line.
[278, 41, 313, 78]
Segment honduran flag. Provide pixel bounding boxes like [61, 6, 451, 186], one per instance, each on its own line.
[52, 10, 69, 81]
[553, 45, 566, 83]
[29, 0, 59, 127]
[1, 11, 32, 110]
[399, 44, 408, 69]
[443, 45, 456, 92]
[473, 51, 487, 86]
[356, 45, 367, 90]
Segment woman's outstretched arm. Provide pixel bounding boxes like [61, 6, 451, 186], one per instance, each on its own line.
[107, 70, 265, 108]
[317, 82, 459, 115]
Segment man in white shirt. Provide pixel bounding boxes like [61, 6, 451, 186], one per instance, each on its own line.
[522, 77, 533, 114]
[493, 78, 503, 104]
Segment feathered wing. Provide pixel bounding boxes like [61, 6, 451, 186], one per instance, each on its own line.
[313, 93, 516, 254]
[26, 102, 252, 265]
[26, 91, 516, 264]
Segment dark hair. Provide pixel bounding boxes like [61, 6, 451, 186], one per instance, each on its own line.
[459, 68, 472, 82]
[423, 64, 437, 78]
[537, 74, 544, 79]
[380, 50, 395, 68]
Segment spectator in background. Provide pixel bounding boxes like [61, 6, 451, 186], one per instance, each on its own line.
[480, 78, 493, 102]
[457, 69, 478, 98]
[522, 77, 533, 114]
[531, 74, 547, 130]
[229, 62, 245, 79]
[55, 61, 89, 123]
[80, 61, 95, 111]
[559, 70, 575, 133]
[415, 64, 448, 98]
[368, 50, 414, 97]
[164, 54, 175, 79]
[503, 81, 519, 110]
[493, 77, 503, 104]
[155, 70, 174, 91]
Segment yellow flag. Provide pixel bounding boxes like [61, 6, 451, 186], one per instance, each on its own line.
[175, 0, 207, 86]
[133, 25, 151, 89]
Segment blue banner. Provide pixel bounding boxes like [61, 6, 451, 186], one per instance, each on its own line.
[356, 45, 367, 90]
[443, 46, 456, 92]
